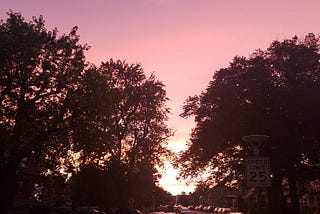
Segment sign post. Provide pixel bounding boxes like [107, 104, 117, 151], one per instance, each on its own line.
[242, 135, 270, 214]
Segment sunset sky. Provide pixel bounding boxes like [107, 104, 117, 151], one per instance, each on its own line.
[2, 0, 320, 195]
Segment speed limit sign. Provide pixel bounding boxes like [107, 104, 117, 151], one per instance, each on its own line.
[245, 157, 271, 187]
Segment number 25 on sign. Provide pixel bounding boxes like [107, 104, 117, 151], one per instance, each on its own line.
[245, 157, 271, 187]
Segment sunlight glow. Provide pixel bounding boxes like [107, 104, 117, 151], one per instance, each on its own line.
[158, 161, 195, 196]
[158, 139, 195, 195]
[166, 139, 189, 153]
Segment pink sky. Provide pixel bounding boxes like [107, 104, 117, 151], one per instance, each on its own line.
[2, 0, 320, 195]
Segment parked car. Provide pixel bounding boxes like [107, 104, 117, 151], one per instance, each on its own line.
[187, 205, 194, 210]
[214, 207, 232, 214]
[206, 206, 215, 212]
[196, 205, 204, 211]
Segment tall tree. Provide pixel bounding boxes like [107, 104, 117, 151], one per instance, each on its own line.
[0, 11, 172, 213]
[0, 12, 88, 213]
[178, 34, 320, 213]
[67, 59, 173, 210]
[93, 59, 173, 210]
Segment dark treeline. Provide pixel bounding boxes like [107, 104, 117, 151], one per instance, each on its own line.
[0, 11, 173, 214]
[177, 34, 320, 213]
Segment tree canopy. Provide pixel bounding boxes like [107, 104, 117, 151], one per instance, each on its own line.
[0, 11, 89, 212]
[69, 59, 173, 210]
[0, 11, 172, 213]
[178, 34, 320, 213]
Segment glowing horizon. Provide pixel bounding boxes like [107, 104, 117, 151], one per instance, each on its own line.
[158, 158, 196, 196]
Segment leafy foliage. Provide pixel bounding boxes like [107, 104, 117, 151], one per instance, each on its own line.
[67, 59, 173, 208]
[0, 11, 89, 213]
[0, 11, 172, 213]
[178, 34, 320, 189]
[0, 11, 88, 172]
[96, 59, 172, 170]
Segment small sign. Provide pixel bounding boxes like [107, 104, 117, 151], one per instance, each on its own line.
[245, 157, 271, 187]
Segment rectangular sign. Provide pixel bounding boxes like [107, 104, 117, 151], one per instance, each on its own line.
[245, 157, 271, 187]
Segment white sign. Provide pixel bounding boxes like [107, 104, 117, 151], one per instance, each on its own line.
[245, 157, 271, 187]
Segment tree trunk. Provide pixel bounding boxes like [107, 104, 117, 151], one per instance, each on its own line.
[0, 168, 19, 214]
[116, 175, 129, 214]
[268, 175, 286, 214]
[288, 172, 300, 214]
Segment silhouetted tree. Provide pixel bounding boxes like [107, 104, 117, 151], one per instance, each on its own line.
[0, 11, 88, 213]
[69, 164, 173, 210]
[69, 165, 110, 208]
[66, 59, 173, 210]
[88, 59, 173, 211]
[0, 11, 172, 214]
[67, 65, 118, 164]
[189, 182, 211, 206]
[178, 34, 320, 214]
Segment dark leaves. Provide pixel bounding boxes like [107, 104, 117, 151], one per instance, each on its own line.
[178, 34, 320, 186]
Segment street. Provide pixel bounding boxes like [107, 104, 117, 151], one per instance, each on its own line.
[149, 209, 211, 214]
